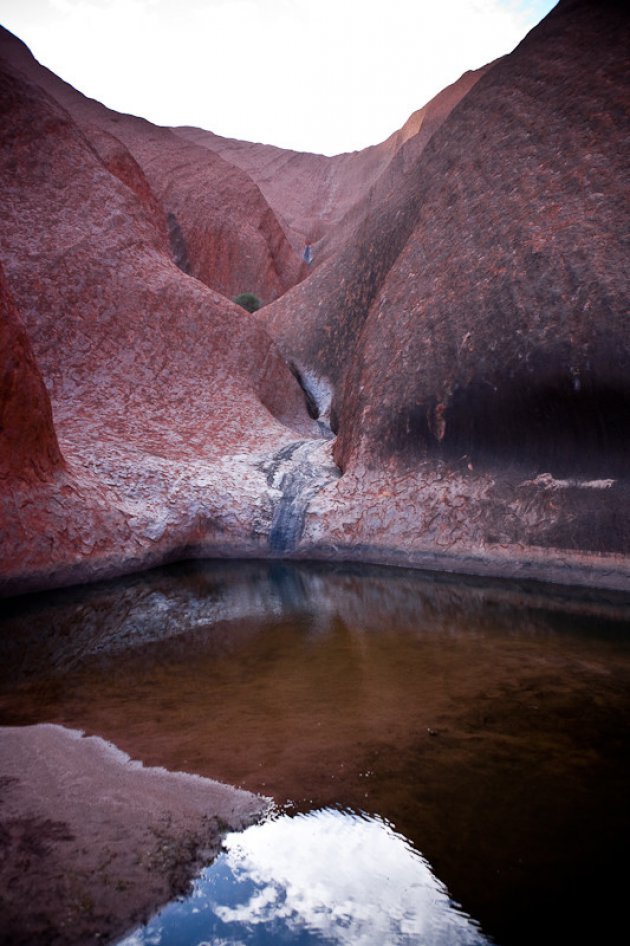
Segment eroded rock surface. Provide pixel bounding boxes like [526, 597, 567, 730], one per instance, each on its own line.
[174, 64, 486, 260]
[0, 28, 304, 306]
[0, 5, 628, 942]
[0, 264, 63, 482]
[289, 0, 630, 585]
[0, 0, 628, 595]
[0, 33, 321, 593]
[257, 66, 490, 390]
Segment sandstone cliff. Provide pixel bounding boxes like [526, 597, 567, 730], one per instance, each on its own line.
[0, 34, 321, 592]
[312, 0, 630, 571]
[0, 0, 628, 594]
[0, 264, 63, 481]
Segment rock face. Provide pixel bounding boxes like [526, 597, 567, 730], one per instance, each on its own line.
[0, 28, 304, 306]
[0, 264, 63, 481]
[0, 31, 321, 593]
[335, 0, 630, 473]
[103, 121, 306, 304]
[312, 0, 630, 572]
[173, 64, 487, 260]
[0, 0, 629, 595]
[259, 66, 491, 404]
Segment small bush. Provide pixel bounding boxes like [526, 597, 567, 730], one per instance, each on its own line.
[233, 292, 262, 313]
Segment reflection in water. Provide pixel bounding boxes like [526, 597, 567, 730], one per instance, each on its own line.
[1, 559, 628, 680]
[119, 808, 489, 946]
[1, 560, 629, 945]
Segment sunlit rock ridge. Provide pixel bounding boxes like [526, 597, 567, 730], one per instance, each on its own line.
[0, 0, 628, 595]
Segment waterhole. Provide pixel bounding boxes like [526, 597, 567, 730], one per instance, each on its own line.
[119, 808, 489, 946]
[1, 560, 628, 945]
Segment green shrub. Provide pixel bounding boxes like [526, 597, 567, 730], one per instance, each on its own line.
[233, 292, 262, 313]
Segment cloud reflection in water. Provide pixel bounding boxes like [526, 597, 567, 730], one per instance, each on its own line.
[120, 808, 490, 945]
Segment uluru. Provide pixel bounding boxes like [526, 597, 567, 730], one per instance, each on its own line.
[1, 0, 628, 595]
[1, 1, 629, 944]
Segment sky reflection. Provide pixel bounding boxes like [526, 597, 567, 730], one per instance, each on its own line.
[119, 808, 490, 946]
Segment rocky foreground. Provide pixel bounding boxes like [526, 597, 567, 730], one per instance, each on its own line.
[0, 724, 267, 946]
[1, 0, 629, 595]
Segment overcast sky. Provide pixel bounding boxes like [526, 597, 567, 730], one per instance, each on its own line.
[0, 0, 557, 155]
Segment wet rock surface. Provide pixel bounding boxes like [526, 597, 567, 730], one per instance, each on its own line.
[1, 6, 628, 944]
[263, 440, 341, 553]
[259, 65, 490, 386]
[290, 0, 630, 583]
[0, 30, 320, 595]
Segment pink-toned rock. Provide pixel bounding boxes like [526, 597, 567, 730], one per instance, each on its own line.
[0, 724, 266, 946]
[0, 28, 304, 306]
[0, 264, 63, 482]
[176, 64, 488, 260]
[299, 0, 630, 578]
[103, 119, 306, 304]
[0, 36, 320, 593]
[172, 126, 399, 252]
[258, 66, 490, 398]
[0, 0, 628, 595]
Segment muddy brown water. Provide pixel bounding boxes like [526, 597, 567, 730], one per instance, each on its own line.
[1, 560, 629, 945]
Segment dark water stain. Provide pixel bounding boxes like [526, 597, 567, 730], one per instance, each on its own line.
[0, 561, 629, 945]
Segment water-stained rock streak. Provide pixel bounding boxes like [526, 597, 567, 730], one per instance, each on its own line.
[263, 441, 341, 553]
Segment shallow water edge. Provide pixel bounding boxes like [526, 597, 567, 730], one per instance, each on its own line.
[1, 559, 629, 945]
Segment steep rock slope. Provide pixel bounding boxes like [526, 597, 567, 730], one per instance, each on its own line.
[173, 124, 402, 252]
[0, 43, 321, 593]
[0, 0, 628, 594]
[297, 0, 630, 583]
[257, 67, 490, 412]
[99, 119, 306, 304]
[175, 66, 487, 259]
[0, 264, 63, 482]
[0, 27, 303, 305]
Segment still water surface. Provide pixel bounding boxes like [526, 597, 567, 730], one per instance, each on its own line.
[1, 560, 629, 945]
[119, 808, 489, 946]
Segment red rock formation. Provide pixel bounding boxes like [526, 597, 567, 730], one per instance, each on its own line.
[336, 0, 630, 472]
[296, 0, 630, 578]
[258, 66, 490, 403]
[0, 0, 628, 594]
[101, 119, 305, 303]
[0, 264, 63, 481]
[172, 126, 398, 252]
[0, 38, 320, 593]
[175, 65, 488, 259]
[0, 724, 265, 946]
[0, 27, 304, 305]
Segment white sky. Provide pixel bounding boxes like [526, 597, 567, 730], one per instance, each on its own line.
[0, 0, 557, 155]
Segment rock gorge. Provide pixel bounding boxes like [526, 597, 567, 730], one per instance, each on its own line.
[1, 0, 629, 596]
